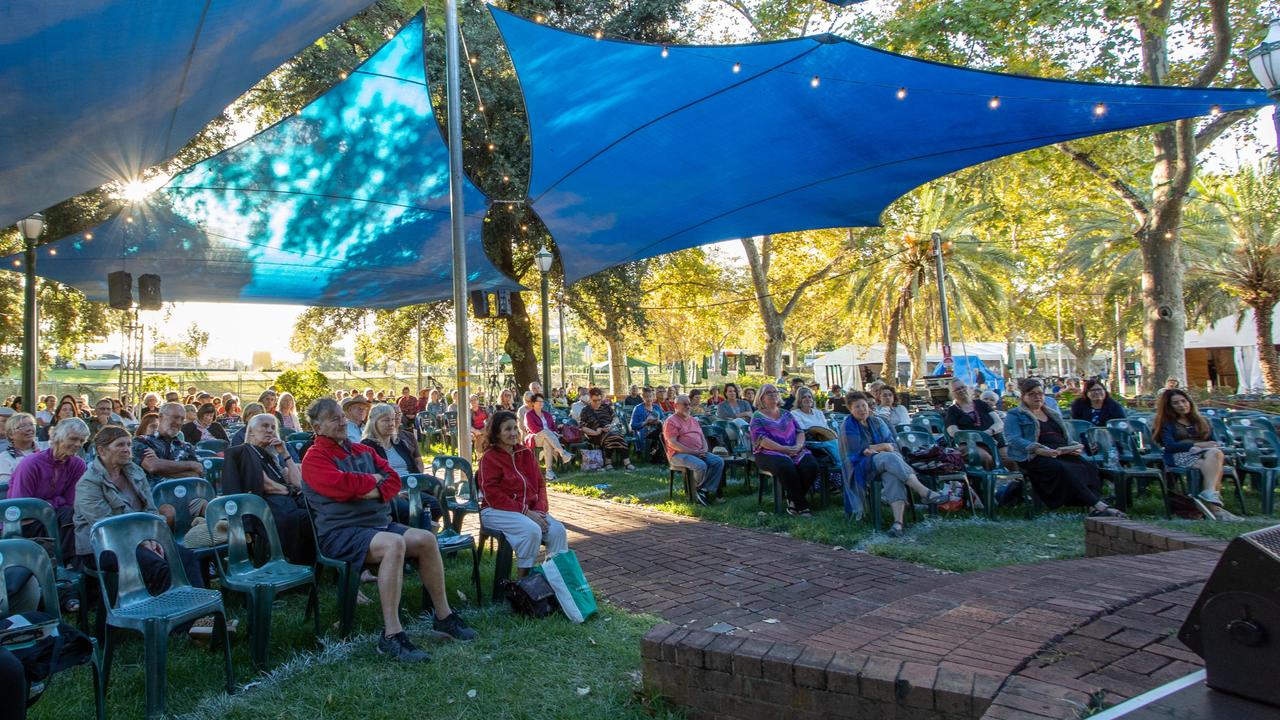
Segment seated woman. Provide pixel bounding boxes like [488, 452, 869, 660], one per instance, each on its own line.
[136, 412, 160, 438]
[180, 403, 229, 445]
[658, 387, 676, 413]
[479, 412, 569, 577]
[872, 387, 910, 427]
[742, 387, 757, 407]
[1, 413, 40, 492]
[8, 418, 88, 564]
[1152, 388, 1238, 520]
[73, 426, 204, 593]
[1006, 378, 1124, 517]
[222, 413, 314, 564]
[469, 394, 490, 453]
[749, 384, 820, 516]
[49, 395, 80, 429]
[579, 388, 634, 471]
[361, 404, 425, 478]
[629, 388, 666, 464]
[943, 380, 1005, 468]
[278, 392, 302, 434]
[523, 393, 573, 479]
[789, 387, 840, 472]
[716, 383, 754, 430]
[1070, 379, 1127, 427]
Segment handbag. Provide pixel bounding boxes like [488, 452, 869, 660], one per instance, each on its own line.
[500, 571, 558, 618]
[540, 550, 598, 623]
[559, 424, 584, 444]
[580, 448, 604, 472]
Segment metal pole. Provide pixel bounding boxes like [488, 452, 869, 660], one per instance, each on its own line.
[1056, 291, 1063, 376]
[1115, 299, 1126, 397]
[540, 272, 551, 393]
[416, 315, 423, 393]
[557, 292, 566, 391]
[932, 231, 953, 372]
[444, 0, 470, 460]
[21, 238, 37, 409]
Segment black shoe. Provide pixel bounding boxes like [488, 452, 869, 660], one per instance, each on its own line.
[695, 491, 713, 507]
[377, 631, 430, 663]
[433, 612, 478, 642]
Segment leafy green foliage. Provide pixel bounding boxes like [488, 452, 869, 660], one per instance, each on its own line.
[274, 368, 332, 410]
[138, 374, 180, 395]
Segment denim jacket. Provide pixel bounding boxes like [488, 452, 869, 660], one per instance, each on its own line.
[1004, 402, 1068, 463]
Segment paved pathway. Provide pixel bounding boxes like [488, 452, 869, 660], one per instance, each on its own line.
[528, 491, 1220, 719]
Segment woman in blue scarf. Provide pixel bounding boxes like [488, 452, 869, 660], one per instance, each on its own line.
[841, 392, 950, 536]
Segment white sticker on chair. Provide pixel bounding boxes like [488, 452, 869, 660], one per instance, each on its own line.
[204, 459, 213, 468]
[226, 500, 238, 515]
[175, 486, 187, 498]
[446, 459, 454, 468]
[4, 507, 19, 522]
[407, 477, 417, 488]
[1242, 419, 1253, 426]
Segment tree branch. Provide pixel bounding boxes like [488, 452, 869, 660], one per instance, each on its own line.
[1055, 142, 1150, 221]
[1195, 108, 1256, 155]
[714, 0, 764, 36]
[1192, 0, 1233, 88]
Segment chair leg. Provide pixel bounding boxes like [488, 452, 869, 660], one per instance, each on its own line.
[1263, 471, 1277, 515]
[471, 546, 483, 607]
[251, 589, 274, 670]
[337, 566, 360, 638]
[981, 477, 997, 520]
[307, 582, 321, 640]
[142, 621, 168, 719]
[869, 479, 883, 530]
[1229, 470, 1248, 515]
[91, 640, 106, 720]
[491, 533, 513, 604]
[100, 628, 114, 698]
[216, 610, 235, 695]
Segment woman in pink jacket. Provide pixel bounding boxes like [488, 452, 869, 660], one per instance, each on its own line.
[479, 411, 568, 576]
[520, 393, 573, 480]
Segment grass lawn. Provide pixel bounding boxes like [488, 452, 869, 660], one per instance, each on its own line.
[29, 551, 679, 720]
[546, 463, 1278, 573]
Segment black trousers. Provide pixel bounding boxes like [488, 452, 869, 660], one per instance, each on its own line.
[754, 453, 820, 511]
[0, 648, 26, 719]
[21, 506, 75, 567]
[80, 543, 205, 595]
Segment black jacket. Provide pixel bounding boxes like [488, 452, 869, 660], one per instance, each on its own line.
[1069, 396, 1127, 427]
[222, 443, 292, 496]
[181, 421, 229, 445]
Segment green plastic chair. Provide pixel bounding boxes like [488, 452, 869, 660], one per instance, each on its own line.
[0, 497, 87, 629]
[953, 431, 1024, 519]
[201, 457, 224, 492]
[286, 432, 313, 443]
[1063, 419, 1093, 445]
[196, 439, 228, 454]
[403, 474, 482, 606]
[1236, 426, 1280, 515]
[205, 494, 319, 669]
[195, 449, 218, 459]
[287, 441, 307, 463]
[720, 422, 756, 491]
[301, 495, 362, 638]
[910, 414, 946, 441]
[432, 456, 478, 533]
[1107, 418, 1165, 469]
[0, 538, 105, 720]
[90, 512, 233, 719]
[1085, 428, 1168, 516]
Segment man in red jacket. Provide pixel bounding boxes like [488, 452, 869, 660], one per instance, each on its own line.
[302, 397, 476, 663]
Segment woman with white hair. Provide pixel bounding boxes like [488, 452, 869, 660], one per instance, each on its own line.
[8, 417, 89, 562]
[0, 412, 39, 493]
[222, 412, 314, 564]
[361, 403, 424, 477]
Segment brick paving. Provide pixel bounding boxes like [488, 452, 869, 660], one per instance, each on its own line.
[535, 492, 1222, 719]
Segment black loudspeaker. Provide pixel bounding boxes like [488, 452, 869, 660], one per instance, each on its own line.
[137, 274, 162, 310]
[470, 289, 491, 319]
[495, 290, 514, 318]
[107, 271, 132, 310]
[1179, 524, 1280, 707]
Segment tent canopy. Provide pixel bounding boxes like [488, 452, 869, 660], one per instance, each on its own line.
[0, 0, 376, 228]
[592, 357, 656, 370]
[928, 355, 1006, 395]
[491, 8, 1267, 283]
[9, 14, 519, 307]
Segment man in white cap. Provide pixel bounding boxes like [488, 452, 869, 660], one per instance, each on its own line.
[342, 395, 371, 444]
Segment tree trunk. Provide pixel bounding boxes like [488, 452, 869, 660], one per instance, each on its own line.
[606, 334, 627, 398]
[763, 319, 786, 378]
[1138, 220, 1187, 393]
[504, 291, 538, 390]
[1253, 300, 1280, 394]
[881, 283, 912, 385]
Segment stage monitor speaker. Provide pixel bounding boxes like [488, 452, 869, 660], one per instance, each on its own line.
[1179, 523, 1280, 707]
[107, 271, 132, 310]
[137, 274, 162, 310]
[495, 290, 514, 318]
[470, 289, 491, 319]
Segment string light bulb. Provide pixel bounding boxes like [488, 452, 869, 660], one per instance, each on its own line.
[48, 249, 56, 255]
[1093, 102, 1106, 116]
[896, 87, 907, 100]
[810, 75, 820, 88]
[661, 46, 669, 58]
[534, 14, 544, 23]
[732, 62, 741, 73]
[84, 233, 93, 240]
[124, 217, 133, 223]
[502, 175, 510, 183]
[487, 143, 496, 151]
[12, 260, 19, 267]
[338, 72, 348, 80]
[1210, 104, 1222, 117]
[469, 55, 477, 65]
[478, 104, 486, 112]
[593, 30, 603, 40]
[988, 96, 1000, 109]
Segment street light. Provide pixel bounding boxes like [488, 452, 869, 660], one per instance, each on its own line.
[17, 212, 45, 411]
[535, 244, 554, 393]
[1248, 18, 1280, 154]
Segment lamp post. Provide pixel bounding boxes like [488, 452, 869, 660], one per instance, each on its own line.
[17, 213, 45, 411]
[557, 290, 567, 391]
[1248, 18, 1280, 155]
[535, 244, 553, 393]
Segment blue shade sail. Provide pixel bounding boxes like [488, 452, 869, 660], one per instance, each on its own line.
[0, 0, 378, 228]
[9, 14, 519, 308]
[491, 8, 1270, 283]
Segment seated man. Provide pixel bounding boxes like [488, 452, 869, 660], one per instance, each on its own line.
[133, 402, 205, 485]
[663, 395, 724, 506]
[302, 398, 475, 662]
[342, 395, 370, 443]
[569, 386, 590, 421]
[87, 397, 124, 438]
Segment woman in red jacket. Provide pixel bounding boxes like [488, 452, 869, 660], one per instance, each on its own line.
[479, 411, 569, 577]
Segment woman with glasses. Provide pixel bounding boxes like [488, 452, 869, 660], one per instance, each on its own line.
[944, 380, 1005, 468]
[579, 388, 634, 471]
[0, 413, 39, 491]
[1006, 378, 1123, 517]
[1070, 378, 1127, 427]
[749, 384, 819, 516]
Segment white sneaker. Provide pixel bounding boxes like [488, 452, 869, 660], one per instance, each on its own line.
[1190, 496, 1217, 521]
[1197, 489, 1224, 507]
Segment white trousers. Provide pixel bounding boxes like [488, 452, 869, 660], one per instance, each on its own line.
[532, 430, 569, 471]
[479, 507, 569, 568]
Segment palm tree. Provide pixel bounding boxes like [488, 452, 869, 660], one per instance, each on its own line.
[1182, 166, 1280, 392]
[845, 181, 1008, 384]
